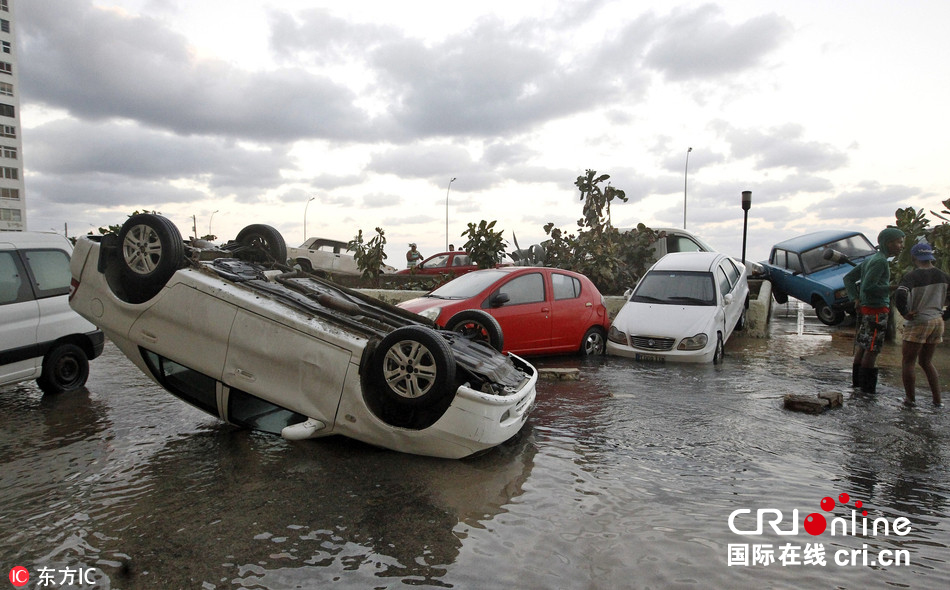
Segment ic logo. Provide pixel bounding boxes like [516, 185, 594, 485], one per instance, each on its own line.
[8, 566, 29, 587]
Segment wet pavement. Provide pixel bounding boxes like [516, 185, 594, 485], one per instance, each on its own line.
[1, 305, 948, 589]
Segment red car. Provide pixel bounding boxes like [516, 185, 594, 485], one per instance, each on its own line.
[398, 267, 610, 357]
[396, 251, 479, 275]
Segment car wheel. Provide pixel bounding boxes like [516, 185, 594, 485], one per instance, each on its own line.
[37, 343, 89, 394]
[372, 326, 457, 408]
[712, 333, 724, 365]
[445, 310, 504, 352]
[117, 213, 185, 303]
[772, 290, 788, 304]
[579, 326, 606, 356]
[815, 301, 845, 326]
[235, 224, 287, 264]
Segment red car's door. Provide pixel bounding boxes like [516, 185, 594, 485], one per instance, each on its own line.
[548, 272, 593, 351]
[484, 271, 552, 353]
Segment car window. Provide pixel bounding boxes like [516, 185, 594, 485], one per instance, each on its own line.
[496, 273, 545, 305]
[552, 273, 581, 300]
[786, 252, 803, 273]
[452, 255, 471, 267]
[143, 351, 218, 415]
[227, 387, 307, 435]
[424, 254, 449, 269]
[717, 267, 732, 297]
[0, 251, 27, 305]
[632, 271, 715, 306]
[23, 249, 72, 298]
[771, 249, 786, 267]
[668, 236, 703, 253]
[429, 269, 507, 298]
[722, 258, 741, 286]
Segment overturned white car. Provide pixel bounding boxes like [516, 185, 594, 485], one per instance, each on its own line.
[68, 214, 536, 459]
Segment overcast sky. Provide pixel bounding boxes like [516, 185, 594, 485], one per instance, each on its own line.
[16, 0, 950, 264]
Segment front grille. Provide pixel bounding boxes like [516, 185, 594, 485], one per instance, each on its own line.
[629, 335, 675, 351]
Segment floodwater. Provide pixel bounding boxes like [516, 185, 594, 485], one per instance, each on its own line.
[1, 306, 948, 589]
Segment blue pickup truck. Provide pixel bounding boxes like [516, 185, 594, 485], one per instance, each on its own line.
[761, 230, 877, 325]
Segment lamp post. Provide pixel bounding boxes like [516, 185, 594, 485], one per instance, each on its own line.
[304, 196, 315, 242]
[683, 147, 693, 229]
[445, 177, 456, 251]
[741, 191, 752, 264]
[208, 210, 219, 238]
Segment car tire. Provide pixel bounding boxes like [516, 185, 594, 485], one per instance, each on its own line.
[37, 343, 89, 394]
[579, 326, 606, 356]
[235, 224, 287, 264]
[773, 290, 788, 304]
[815, 300, 845, 326]
[372, 326, 457, 408]
[445, 310, 504, 352]
[712, 333, 724, 365]
[735, 306, 748, 332]
[117, 213, 185, 303]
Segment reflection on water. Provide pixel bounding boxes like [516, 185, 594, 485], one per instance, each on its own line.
[1, 313, 948, 589]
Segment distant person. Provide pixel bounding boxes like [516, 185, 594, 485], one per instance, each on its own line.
[406, 243, 423, 268]
[843, 227, 905, 393]
[448, 244, 455, 251]
[895, 242, 948, 406]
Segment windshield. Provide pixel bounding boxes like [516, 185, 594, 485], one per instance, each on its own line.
[427, 269, 507, 299]
[801, 234, 876, 274]
[631, 270, 716, 306]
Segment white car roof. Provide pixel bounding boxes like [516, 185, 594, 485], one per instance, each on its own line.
[650, 251, 725, 272]
[0, 231, 73, 251]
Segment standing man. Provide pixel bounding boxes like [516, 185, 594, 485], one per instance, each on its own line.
[843, 227, 905, 393]
[406, 243, 423, 268]
[895, 242, 948, 406]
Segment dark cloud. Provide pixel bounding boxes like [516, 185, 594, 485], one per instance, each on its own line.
[714, 121, 849, 172]
[644, 5, 792, 80]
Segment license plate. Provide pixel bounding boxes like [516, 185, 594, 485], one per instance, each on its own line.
[635, 353, 665, 363]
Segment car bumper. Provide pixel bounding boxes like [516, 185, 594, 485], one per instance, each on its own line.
[606, 340, 715, 363]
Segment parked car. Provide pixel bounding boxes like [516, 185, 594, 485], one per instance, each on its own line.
[397, 267, 610, 357]
[606, 252, 749, 363]
[286, 237, 397, 276]
[1, 231, 104, 393]
[396, 251, 484, 276]
[761, 230, 876, 326]
[67, 214, 536, 459]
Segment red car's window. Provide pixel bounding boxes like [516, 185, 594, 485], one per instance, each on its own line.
[552, 273, 581, 300]
[496, 273, 545, 305]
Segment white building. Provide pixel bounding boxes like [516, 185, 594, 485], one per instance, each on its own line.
[0, 0, 25, 231]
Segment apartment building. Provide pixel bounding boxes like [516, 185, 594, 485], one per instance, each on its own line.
[0, 0, 24, 231]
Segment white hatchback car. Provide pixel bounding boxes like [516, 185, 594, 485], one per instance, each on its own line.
[1, 231, 104, 393]
[68, 214, 537, 459]
[606, 252, 749, 364]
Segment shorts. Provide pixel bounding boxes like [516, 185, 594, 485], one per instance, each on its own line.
[903, 317, 944, 344]
[856, 310, 889, 352]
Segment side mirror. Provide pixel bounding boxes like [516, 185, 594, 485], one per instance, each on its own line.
[490, 292, 510, 307]
[724, 293, 734, 306]
[623, 288, 634, 299]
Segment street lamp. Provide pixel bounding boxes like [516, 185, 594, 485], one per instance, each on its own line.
[209, 210, 219, 237]
[445, 177, 456, 251]
[683, 147, 693, 229]
[741, 191, 752, 263]
[304, 196, 315, 242]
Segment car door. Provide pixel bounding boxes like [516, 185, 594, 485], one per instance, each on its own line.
[717, 259, 743, 338]
[549, 272, 591, 351]
[0, 250, 40, 384]
[484, 272, 552, 353]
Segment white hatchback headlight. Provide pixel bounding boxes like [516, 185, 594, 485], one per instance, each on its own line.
[677, 333, 708, 351]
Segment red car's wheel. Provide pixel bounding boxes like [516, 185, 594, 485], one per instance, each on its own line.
[445, 310, 504, 352]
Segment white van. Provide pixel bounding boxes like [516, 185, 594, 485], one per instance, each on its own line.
[0, 231, 104, 393]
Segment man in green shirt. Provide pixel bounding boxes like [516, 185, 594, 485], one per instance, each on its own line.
[843, 227, 905, 393]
